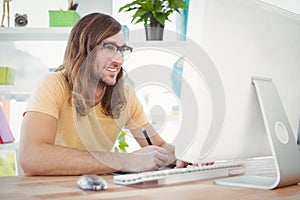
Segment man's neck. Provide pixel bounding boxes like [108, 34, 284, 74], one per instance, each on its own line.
[94, 86, 106, 105]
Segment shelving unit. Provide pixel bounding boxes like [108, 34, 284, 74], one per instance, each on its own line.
[0, 27, 72, 41]
[0, 86, 31, 101]
[0, 27, 70, 100]
[0, 142, 23, 175]
[0, 27, 71, 176]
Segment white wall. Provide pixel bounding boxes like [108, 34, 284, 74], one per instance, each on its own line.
[186, 0, 208, 46]
[260, 0, 300, 15]
[185, 0, 300, 49]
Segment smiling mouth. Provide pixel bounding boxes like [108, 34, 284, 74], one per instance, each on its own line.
[106, 67, 118, 72]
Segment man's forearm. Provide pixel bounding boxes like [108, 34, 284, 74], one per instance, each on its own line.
[20, 142, 174, 175]
[20, 143, 119, 175]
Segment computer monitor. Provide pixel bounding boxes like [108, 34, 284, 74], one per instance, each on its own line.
[187, 0, 300, 163]
[124, 0, 300, 166]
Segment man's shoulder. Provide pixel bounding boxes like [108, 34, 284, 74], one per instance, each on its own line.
[42, 71, 65, 81]
[123, 85, 137, 102]
[123, 84, 134, 95]
[40, 71, 67, 87]
[37, 72, 70, 98]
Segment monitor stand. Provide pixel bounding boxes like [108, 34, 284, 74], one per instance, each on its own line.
[214, 77, 300, 189]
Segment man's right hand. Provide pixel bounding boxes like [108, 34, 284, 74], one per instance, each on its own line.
[121, 146, 169, 172]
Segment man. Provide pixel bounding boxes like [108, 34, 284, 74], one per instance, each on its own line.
[19, 13, 185, 176]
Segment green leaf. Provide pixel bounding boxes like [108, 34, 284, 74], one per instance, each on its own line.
[118, 131, 126, 140]
[118, 1, 140, 12]
[119, 141, 129, 148]
[119, 146, 127, 152]
[115, 130, 129, 152]
[0, 152, 16, 176]
[118, 141, 129, 152]
[168, 0, 187, 9]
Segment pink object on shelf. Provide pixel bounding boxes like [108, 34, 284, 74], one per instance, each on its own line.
[0, 106, 15, 144]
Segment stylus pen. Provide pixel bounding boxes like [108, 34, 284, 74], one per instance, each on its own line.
[142, 128, 152, 145]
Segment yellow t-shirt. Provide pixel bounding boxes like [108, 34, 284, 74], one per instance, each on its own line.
[25, 72, 148, 151]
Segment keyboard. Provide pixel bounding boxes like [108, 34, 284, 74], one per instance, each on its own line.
[113, 161, 245, 185]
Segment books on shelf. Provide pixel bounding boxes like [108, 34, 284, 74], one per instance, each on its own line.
[0, 106, 15, 144]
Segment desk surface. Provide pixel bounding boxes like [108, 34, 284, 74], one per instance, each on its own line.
[1, 157, 300, 200]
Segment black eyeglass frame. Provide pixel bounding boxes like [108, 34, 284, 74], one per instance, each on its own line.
[98, 42, 133, 55]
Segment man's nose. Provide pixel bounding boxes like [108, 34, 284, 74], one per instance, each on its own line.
[112, 50, 124, 63]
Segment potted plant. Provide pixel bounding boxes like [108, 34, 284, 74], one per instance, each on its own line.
[118, 0, 188, 40]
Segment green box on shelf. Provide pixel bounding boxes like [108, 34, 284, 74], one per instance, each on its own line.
[0, 67, 16, 85]
[49, 10, 80, 27]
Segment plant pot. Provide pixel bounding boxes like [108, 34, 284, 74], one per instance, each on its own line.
[144, 23, 164, 41]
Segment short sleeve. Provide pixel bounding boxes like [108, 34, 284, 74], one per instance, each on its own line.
[24, 72, 68, 119]
[125, 87, 149, 130]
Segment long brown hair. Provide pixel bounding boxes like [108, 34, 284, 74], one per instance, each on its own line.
[56, 13, 126, 118]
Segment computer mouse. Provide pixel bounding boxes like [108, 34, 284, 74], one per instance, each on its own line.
[77, 174, 108, 191]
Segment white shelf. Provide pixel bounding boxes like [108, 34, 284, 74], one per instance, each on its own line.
[0, 85, 32, 101]
[0, 27, 72, 41]
[0, 142, 18, 151]
[129, 40, 186, 47]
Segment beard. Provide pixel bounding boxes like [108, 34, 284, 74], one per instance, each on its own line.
[91, 65, 119, 87]
[97, 79, 109, 88]
[99, 73, 118, 86]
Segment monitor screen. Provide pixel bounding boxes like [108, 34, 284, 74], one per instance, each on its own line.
[185, 0, 300, 162]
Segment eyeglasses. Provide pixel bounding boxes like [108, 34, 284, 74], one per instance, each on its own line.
[98, 42, 133, 60]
